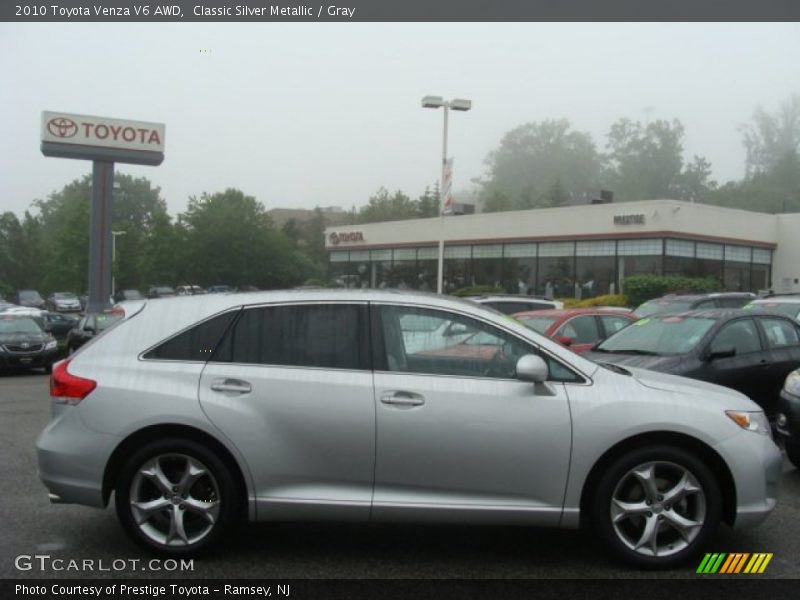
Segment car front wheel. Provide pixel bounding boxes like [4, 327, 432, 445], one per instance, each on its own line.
[115, 438, 240, 556]
[591, 445, 721, 569]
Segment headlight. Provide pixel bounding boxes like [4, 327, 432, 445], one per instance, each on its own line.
[726, 410, 772, 437]
[784, 370, 800, 397]
[44, 339, 58, 351]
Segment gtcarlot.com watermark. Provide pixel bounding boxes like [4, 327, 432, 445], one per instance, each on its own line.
[14, 554, 194, 573]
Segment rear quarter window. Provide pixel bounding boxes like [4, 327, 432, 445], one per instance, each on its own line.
[143, 310, 240, 361]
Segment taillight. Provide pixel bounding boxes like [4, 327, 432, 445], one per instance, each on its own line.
[50, 359, 97, 404]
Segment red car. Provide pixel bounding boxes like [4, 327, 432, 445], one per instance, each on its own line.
[513, 308, 637, 353]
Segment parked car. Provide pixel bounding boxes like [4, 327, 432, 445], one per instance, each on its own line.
[146, 286, 176, 298]
[207, 285, 234, 294]
[176, 285, 207, 296]
[634, 292, 755, 318]
[37, 290, 780, 567]
[0, 314, 59, 373]
[514, 308, 638, 353]
[469, 294, 564, 314]
[744, 295, 800, 322]
[113, 289, 144, 303]
[41, 312, 79, 341]
[47, 292, 82, 313]
[776, 368, 800, 468]
[65, 311, 124, 354]
[14, 289, 46, 309]
[585, 309, 800, 417]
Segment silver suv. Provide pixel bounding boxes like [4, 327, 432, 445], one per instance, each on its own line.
[37, 290, 781, 568]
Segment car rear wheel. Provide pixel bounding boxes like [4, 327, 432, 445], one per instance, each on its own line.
[115, 438, 240, 556]
[591, 445, 721, 569]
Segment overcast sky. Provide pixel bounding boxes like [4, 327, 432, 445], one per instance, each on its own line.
[1, 22, 799, 218]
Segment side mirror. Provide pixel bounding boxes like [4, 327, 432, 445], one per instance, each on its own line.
[553, 335, 573, 347]
[84, 326, 96, 334]
[705, 344, 736, 361]
[444, 323, 469, 337]
[516, 354, 549, 383]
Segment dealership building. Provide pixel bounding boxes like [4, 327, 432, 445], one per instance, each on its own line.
[325, 199, 800, 298]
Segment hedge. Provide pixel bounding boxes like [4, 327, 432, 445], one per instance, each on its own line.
[622, 275, 721, 307]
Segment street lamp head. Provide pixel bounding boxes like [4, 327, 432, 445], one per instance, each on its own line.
[112, 230, 127, 236]
[421, 95, 445, 109]
[449, 98, 472, 112]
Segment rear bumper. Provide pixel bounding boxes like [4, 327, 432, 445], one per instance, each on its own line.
[36, 404, 119, 508]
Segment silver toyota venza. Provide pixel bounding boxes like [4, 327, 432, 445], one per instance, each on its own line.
[37, 290, 781, 568]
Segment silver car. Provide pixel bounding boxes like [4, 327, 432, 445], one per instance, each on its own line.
[36, 290, 781, 568]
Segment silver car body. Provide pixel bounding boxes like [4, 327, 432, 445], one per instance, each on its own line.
[37, 290, 780, 531]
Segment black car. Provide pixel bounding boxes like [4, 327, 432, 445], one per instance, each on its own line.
[776, 368, 800, 468]
[634, 292, 755, 318]
[0, 314, 59, 373]
[113, 289, 144, 303]
[585, 309, 800, 417]
[66, 312, 124, 354]
[40, 312, 79, 341]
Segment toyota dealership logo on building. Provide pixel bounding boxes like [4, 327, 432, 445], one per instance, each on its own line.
[47, 117, 78, 138]
[329, 231, 364, 245]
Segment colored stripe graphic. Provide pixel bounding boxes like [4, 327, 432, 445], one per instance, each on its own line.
[697, 553, 772, 574]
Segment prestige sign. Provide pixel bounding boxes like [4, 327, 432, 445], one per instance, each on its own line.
[41, 111, 165, 166]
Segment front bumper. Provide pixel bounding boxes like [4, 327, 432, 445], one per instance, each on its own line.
[775, 389, 800, 447]
[716, 430, 782, 529]
[0, 347, 58, 370]
[36, 404, 120, 508]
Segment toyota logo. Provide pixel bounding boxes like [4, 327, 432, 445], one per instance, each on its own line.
[21, 342, 30, 349]
[47, 117, 78, 138]
[329, 232, 340, 245]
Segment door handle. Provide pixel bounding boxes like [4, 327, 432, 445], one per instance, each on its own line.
[210, 378, 252, 394]
[380, 391, 425, 407]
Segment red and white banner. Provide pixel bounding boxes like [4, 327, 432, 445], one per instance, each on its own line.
[442, 158, 454, 215]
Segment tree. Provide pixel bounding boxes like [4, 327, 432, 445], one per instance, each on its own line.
[478, 119, 604, 211]
[742, 94, 800, 177]
[356, 188, 419, 223]
[178, 188, 317, 289]
[416, 184, 440, 218]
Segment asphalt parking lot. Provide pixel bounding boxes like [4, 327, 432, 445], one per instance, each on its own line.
[1, 372, 799, 580]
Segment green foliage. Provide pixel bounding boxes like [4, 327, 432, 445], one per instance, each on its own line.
[604, 118, 715, 203]
[479, 119, 603, 211]
[562, 294, 630, 309]
[622, 275, 721, 307]
[357, 188, 419, 223]
[451, 285, 505, 297]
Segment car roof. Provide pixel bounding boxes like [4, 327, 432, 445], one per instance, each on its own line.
[645, 307, 785, 320]
[513, 308, 634, 318]
[470, 294, 555, 302]
[750, 297, 800, 304]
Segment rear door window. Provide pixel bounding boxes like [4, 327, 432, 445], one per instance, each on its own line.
[215, 303, 369, 370]
[759, 317, 800, 349]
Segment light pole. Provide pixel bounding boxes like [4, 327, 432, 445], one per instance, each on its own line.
[421, 95, 472, 294]
[111, 230, 126, 299]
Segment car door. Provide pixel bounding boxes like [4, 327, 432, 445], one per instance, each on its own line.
[198, 302, 376, 521]
[371, 303, 574, 526]
[696, 317, 766, 404]
[755, 316, 800, 416]
[554, 315, 601, 353]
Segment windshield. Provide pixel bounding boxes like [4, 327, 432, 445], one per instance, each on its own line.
[517, 315, 560, 334]
[747, 302, 800, 320]
[54, 292, 77, 299]
[635, 299, 694, 317]
[94, 313, 123, 331]
[0, 317, 43, 335]
[19, 291, 42, 301]
[596, 315, 716, 355]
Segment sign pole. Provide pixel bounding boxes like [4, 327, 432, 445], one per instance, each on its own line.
[87, 160, 115, 312]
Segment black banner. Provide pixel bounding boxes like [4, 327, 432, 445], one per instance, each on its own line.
[3, 0, 800, 22]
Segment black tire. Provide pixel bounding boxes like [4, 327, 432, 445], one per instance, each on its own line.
[590, 445, 721, 569]
[115, 438, 241, 557]
[786, 443, 800, 469]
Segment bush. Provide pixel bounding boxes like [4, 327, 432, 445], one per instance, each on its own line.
[451, 285, 505, 298]
[623, 275, 721, 307]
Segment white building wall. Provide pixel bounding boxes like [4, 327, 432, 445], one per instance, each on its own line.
[326, 200, 778, 249]
[773, 214, 800, 293]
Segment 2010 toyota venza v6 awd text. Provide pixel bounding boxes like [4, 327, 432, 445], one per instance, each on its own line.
[36, 290, 781, 568]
